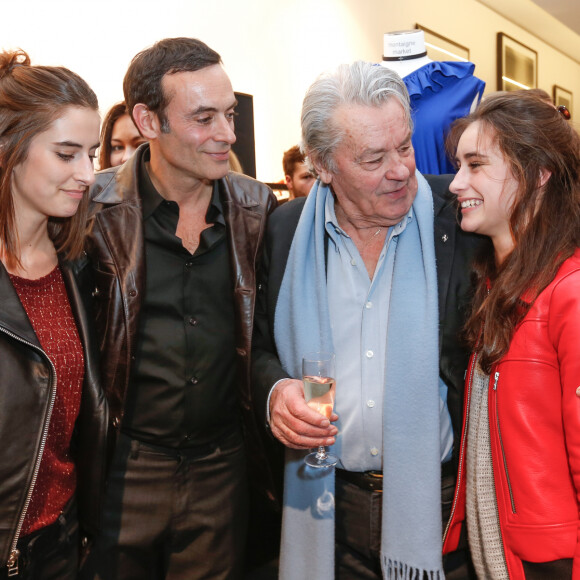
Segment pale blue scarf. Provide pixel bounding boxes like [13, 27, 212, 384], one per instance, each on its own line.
[274, 174, 443, 579]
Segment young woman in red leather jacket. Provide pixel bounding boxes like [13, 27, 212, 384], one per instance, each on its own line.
[442, 91, 580, 579]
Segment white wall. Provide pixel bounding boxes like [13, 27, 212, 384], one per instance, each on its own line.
[2, 0, 579, 182]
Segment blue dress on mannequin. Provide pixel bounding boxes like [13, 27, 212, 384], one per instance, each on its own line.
[404, 61, 485, 174]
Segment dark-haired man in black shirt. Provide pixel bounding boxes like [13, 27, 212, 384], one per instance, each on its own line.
[82, 37, 277, 580]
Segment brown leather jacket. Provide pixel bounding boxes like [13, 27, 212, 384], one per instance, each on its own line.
[86, 145, 279, 506]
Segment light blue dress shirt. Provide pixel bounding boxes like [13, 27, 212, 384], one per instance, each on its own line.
[324, 193, 453, 471]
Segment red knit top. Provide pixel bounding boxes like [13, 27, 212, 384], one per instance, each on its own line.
[9, 266, 84, 536]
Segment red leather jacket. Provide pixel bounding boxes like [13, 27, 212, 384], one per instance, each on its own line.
[444, 249, 580, 579]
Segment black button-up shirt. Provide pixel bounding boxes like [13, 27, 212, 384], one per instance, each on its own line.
[122, 154, 238, 448]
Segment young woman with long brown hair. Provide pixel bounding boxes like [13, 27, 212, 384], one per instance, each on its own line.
[0, 49, 108, 579]
[98, 101, 146, 169]
[443, 90, 580, 579]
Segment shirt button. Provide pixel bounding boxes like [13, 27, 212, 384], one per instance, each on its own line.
[190, 376, 199, 385]
[370, 447, 379, 456]
[350, 258, 356, 266]
[367, 400, 375, 408]
[365, 301, 373, 309]
[188, 317, 198, 326]
[366, 350, 374, 358]
[186, 260, 193, 268]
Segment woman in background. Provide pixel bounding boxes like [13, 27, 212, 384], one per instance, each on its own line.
[443, 91, 580, 579]
[98, 101, 146, 169]
[0, 49, 108, 579]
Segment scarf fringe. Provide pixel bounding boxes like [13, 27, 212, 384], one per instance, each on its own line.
[384, 558, 443, 580]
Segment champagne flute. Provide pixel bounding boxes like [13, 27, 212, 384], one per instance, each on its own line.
[303, 351, 338, 468]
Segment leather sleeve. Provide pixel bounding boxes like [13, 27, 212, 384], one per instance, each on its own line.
[549, 268, 580, 574]
[64, 260, 109, 537]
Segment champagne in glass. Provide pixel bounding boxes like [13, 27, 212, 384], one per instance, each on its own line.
[303, 376, 336, 419]
[303, 351, 338, 468]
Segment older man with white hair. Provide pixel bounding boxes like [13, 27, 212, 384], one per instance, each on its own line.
[253, 61, 481, 579]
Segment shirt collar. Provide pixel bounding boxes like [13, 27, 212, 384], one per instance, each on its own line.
[138, 150, 225, 225]
[323, 190, 413, 243]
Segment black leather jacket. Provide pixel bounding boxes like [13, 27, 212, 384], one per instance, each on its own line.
[86, 145, 279, 505]
[0, 256, 109, 569]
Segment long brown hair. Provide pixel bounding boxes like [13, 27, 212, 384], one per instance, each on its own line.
[447, 90, 580, 373]
[0, 49, 99, 268]
[98, 101, 128, 170]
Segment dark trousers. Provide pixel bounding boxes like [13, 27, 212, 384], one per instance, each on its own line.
[81, 430, 248, 580]
[1, 499, 78, 580]
[335, 466, 475, 580]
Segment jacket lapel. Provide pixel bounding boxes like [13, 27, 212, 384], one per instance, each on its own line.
[433, 184, 458, 334]
[219, 175, 263, 293]
[89, 149, 146, 361]
[0, 262, 41, 347]
[59, 256, 93, 362]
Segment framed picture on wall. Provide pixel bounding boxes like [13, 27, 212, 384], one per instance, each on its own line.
[497, 33, 537, 91]
[553, 85, 573, 117]
[415, 24, 470, 62]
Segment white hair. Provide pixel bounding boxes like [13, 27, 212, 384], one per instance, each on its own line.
[300, 61, 411, 176]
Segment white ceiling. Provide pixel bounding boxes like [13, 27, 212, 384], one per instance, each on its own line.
[531, 0, 580, 36]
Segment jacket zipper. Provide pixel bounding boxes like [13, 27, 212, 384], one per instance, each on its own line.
[492, 371, 516, 514]
[443, 354, 476, 542]
[490, 370, 511, 577]
[0, 326, 57, 577]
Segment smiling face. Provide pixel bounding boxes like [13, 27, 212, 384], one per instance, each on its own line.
[317, 100, 417, 228]
[11, 106, 100, 224]
[145, 65, 237, 186]
[109, 113, 147, 167]
[450, 121, 519, 261]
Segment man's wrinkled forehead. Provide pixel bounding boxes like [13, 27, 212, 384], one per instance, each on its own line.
[160, 65, 234, 106]
[333, 101, 411, 148]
